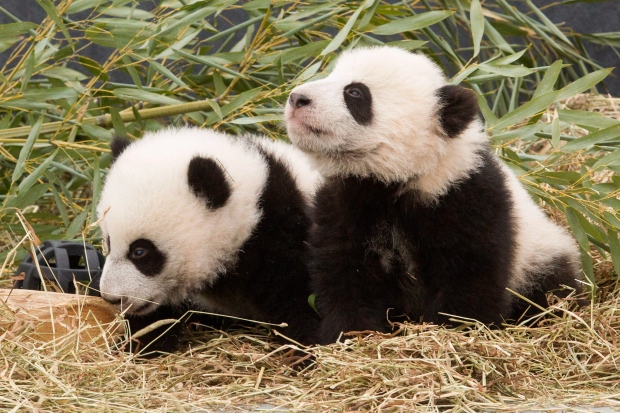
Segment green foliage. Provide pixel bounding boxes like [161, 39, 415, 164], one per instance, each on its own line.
[1, 0, 619, 286]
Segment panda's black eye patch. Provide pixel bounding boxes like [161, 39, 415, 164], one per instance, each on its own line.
[127, 238, 166, 277]
[343, 82, 372, 125]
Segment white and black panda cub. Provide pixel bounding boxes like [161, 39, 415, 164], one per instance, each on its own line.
[285, 46, 584, 344]
[97, 127, 321, 351]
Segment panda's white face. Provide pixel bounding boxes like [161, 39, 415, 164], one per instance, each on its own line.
[97, 128, 267, 315]
[285, 46, 488, 196]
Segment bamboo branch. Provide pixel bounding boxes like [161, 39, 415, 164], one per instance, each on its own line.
[0, 100, 216, 140]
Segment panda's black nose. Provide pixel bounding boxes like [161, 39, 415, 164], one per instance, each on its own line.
[289, 93, 311, 108]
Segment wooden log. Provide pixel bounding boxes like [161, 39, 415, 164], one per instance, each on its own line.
[0, 289, 125, 346]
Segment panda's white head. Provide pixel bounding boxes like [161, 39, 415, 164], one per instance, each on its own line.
[97, 128, 266, 315]
[285, 46, 488, 197]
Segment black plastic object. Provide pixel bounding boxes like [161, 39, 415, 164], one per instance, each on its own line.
[13, 240, 104, 296]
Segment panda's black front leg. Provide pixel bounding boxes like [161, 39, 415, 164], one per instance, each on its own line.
[420, 276, 512, 327]
[311, 247, 397, 345]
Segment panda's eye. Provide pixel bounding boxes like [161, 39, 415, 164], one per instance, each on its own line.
[130, 247, 149, 259]
[346, 88, 362, 98]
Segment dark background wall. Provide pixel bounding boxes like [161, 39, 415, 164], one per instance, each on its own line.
[1, 0, 618, 95]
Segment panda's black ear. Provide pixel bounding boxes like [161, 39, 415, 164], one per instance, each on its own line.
[187, 156, 231, 209]
[110, 136, 132, 162]
[437, 85, 479, 138]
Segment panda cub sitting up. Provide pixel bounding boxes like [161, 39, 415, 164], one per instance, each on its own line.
[97, 127, 321, 351]
[285, 46, 584, 344]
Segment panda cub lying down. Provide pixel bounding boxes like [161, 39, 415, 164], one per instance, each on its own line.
[97, 128, 321, 351]
[285, 46, 584, 345]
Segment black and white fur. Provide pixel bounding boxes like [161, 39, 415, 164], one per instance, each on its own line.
[97, 127, 321, 350]
[285, 46, 584, 344]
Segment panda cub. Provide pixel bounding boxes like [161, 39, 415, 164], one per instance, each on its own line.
[97, 127, 321, 351]
[285, 46, 584, 344]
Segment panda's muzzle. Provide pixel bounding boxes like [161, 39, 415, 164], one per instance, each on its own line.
[102, 295, 121, 305]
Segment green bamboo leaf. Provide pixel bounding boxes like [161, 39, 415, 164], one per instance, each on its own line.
[478, 63, 534, 77]
[42, 67, 88, 82]
[110, 107, 127, 138]
[4, 183, 49, 210]
[491, 91, 560, 131]
[483, 20, 514, 54]
[205, 88, 262, 125]
[24, 87, 79, 101]
[173, 48, 246, 79]
[525, 0, 572, 45]
[558, 109, 620, 129]
[561, 124, 620, 152]
[50, 181, 69, 228]
[36, 0, 74, 48]
[67, 0, 103, 14]
[556, 68, 613, 101]
[150, 61, 188, 89]
[551, 111, 561, 149]
[565, 208, 591, 252]
[591, 148, 620, 170]
[606, 231, 620, 278]
[229, 114, 282, 125]
[308, 294, 320, 316]
[491, 49, 528, 65]
[371, 11, 454, 36]
[113, 88, 181, 105]
[20, 52, 35, 93]
[80, 124, 114, 141]
[476, 94, 497, 125]
[90, 156, 101, 221]
[65, 210, 89, 239]
[12, 116, 44, 184]
[121, 56, 143, 89]
[156, 6, 219, 38]
[18, 150, 58, 193]
[322, 1, 371, 56]
[207, 99, 223, 121]
[385, 39, 428, 50]
[0, 22, 38, 37]
[470, 0, 484, 58]
[532, 60, 564, 99]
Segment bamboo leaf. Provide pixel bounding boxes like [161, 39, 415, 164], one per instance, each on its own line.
[18, 150, 58, 193]
[4, 183, 49, 209]
[65, 210, 89, 239]
[173, 48, 247, 79]
[491, 91, 560, 131]
[150, 61, 188, 89]
[113, 88, 181, 105]
[0, 22, 38, 37]
[532, 60, 564, 99]
[229, 114, 282, 125]
[556, 68, 613, 101]
[12, 116, 44, 184]
[371, 11, 454, 36]
[322, 2, 371, 55]
[606, 231, 620, 277]
[561, 124, 620, 152]
[470, 0, 484, 58]
[551, 110, 561, 149]
[207, 99, 223, 121]
[36, 0, 74, 48]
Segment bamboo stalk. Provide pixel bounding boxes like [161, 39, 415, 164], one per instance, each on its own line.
[0, 99, 216, 140]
